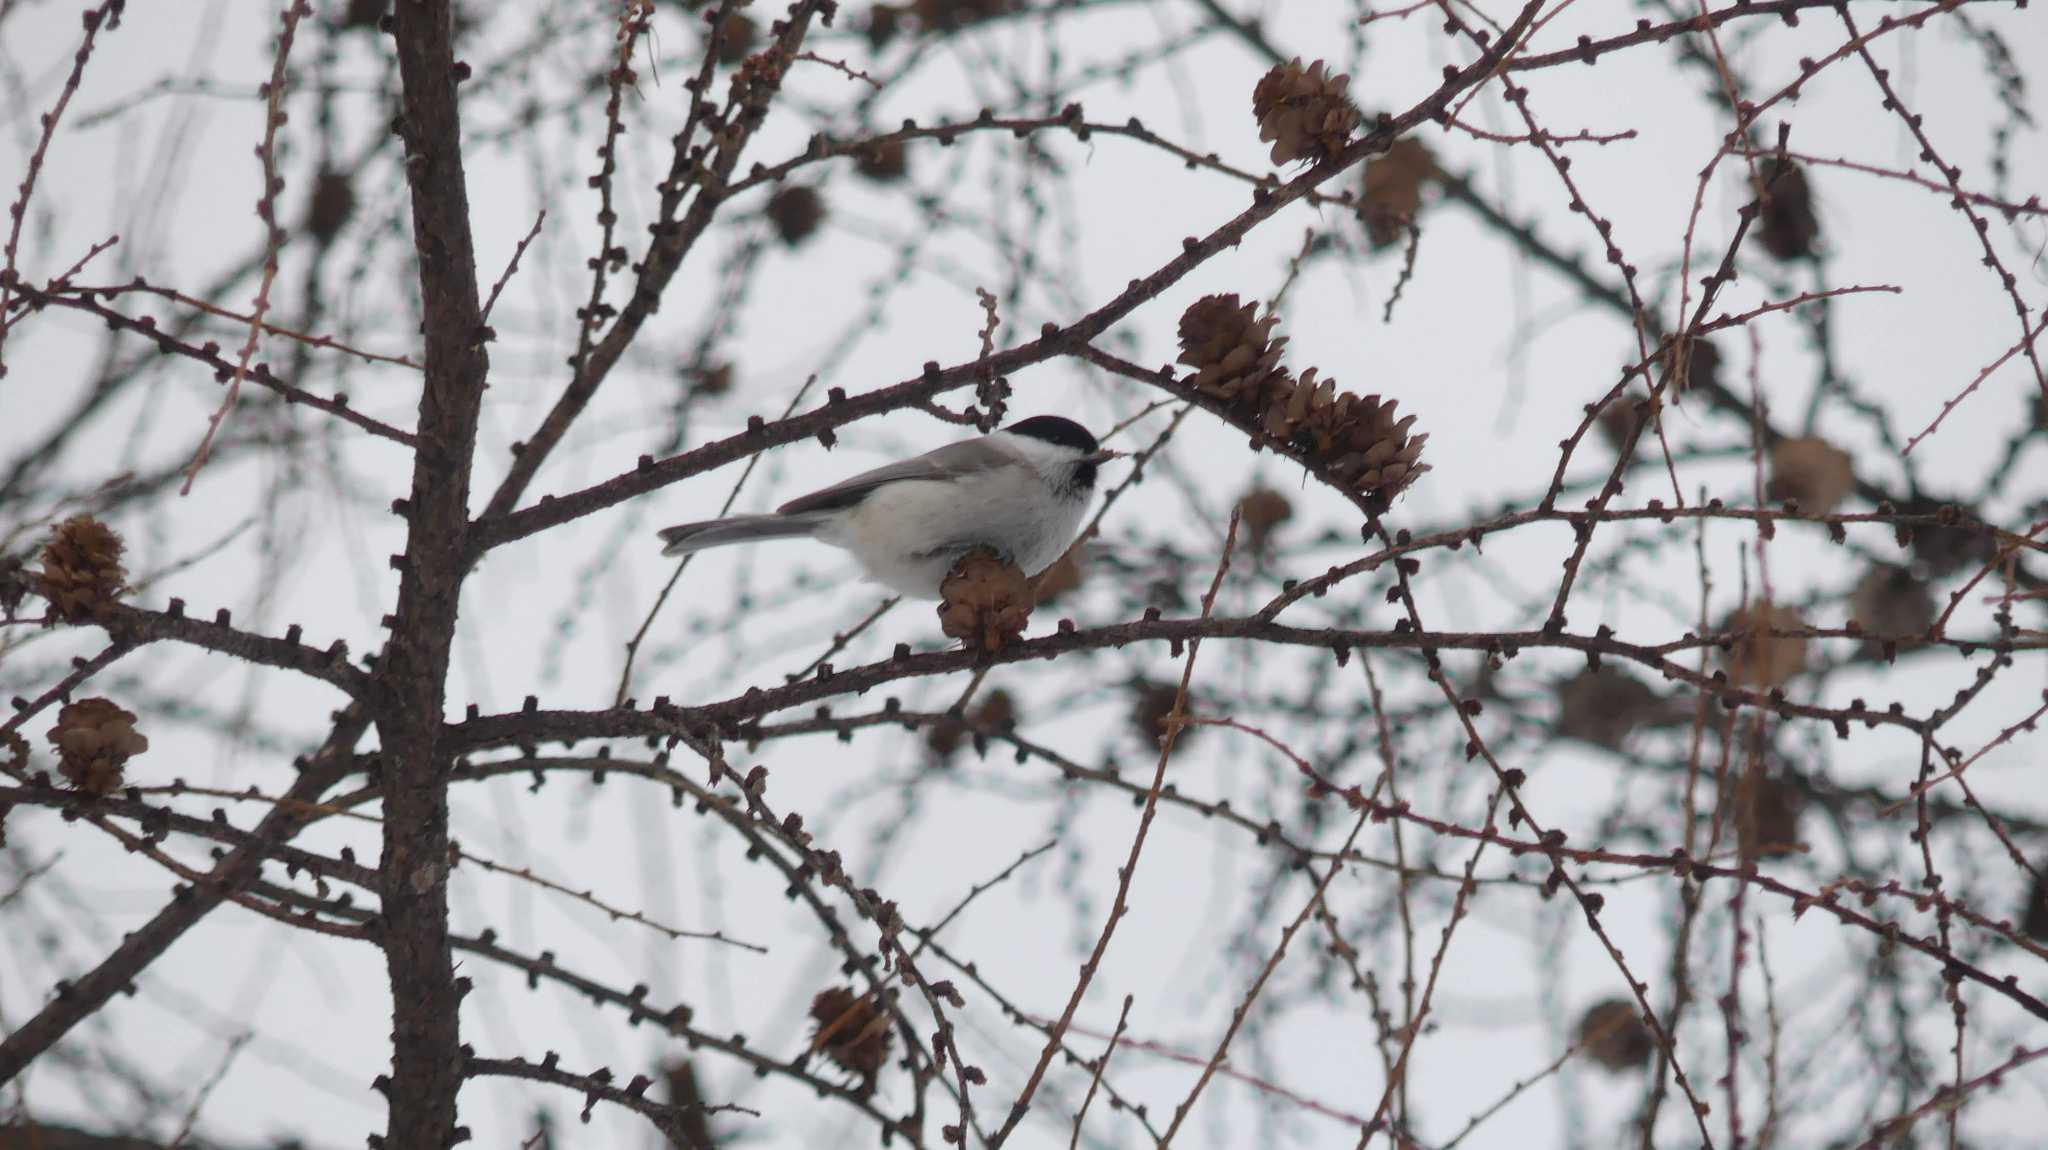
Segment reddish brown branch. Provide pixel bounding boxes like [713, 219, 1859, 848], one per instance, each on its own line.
[0, 0, 125, 378]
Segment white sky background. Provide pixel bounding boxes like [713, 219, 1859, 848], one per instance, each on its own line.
[2, 0, 2046, 1147]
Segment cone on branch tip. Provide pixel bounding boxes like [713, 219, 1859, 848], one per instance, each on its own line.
[1850, 565, 1934, 657]
[1735, 769, 1804, 866]
[1894, 495, 1992, 575]
[865, 4, 904, 48]
[36, 515, 127, 624]
[1359, 137, 1438, 248]
[1658, 334, 1720, 397]
[1597, 389, 1658, 454]
[696, 362, 735, 395]
[1177, 294, 1427, 505]
[1768, 436, 1854, 515]
[926, 688, 1018, 759]
[305, 168, 356, 242]
[1177, 294, 1289, 406]
[1556, 667, 1674, 751]
[2024, 869, 2048, 942]
[48, 697, 147, 796]
[1132, 681, 1196, 749]
[714, 12, 758, 65]
[1755, 156, 1819, 261]
[1578, 999, 1653, 1071]
[768, 186, 825, 245]
[809, 986, 892, 1083]
[856, 138, 909, 182]
[937, 549, 1033, 652]
[1252, 58, 1360, 166]
[910, 0, 1011, 34]
[1236, 486, 1293, 549]
[1720, 600, 1808, 689]
[1295, 383, 1428, 499]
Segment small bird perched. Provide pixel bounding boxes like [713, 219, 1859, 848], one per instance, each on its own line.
[658, 415, 1111, 598]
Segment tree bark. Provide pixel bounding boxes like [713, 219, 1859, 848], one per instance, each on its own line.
[377, 2, 492, 1145]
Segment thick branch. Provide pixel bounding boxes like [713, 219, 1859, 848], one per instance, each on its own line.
[376, 0, 494, 1143]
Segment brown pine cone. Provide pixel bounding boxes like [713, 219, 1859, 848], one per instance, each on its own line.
[865, 4, 905, 48]
[1598, 389, 1658, 454]
[37, 515, 127, 624]
[1236, 487, 1293, 549]
[2024, 869, 2048, 942]
[1177, 293, 1289, 407]
[1132, 680, 1195, 749]
[809, 986, 892, 1082]
[47, 697, 148, 796]
[973, 687, 1016, 731]
[1577, 999, 1654, 1072]
[1849, 565, 1934, 656]
[1755, 156, 1818, 261]
[911, 0, 1010, 33]
[856, 138, 909, 182]
[1177, 295, 1428, 504]
[1656, 334, 1722, 397]
[1252, 58, 1360, 166]
[1720, 601, 1808, 689]
[305, 168, 356, 242]
[1294, 387, 1429, 501]
[937, 550, 1034, 652]
[714, 12, 758, 65]
[1734, 769, 1804, 866]
[768, 186, 825, 245]
[1556, 667, 1671, 751]
[926, 688, 1019, 760]
[1895, 496, 1994, 575]
[1359, 137, 1437, 248]
[697, 362, 735, 395]
[1768, 436, 1855, 515]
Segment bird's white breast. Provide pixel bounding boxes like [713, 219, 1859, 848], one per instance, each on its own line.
[817, 455, 1088, 598]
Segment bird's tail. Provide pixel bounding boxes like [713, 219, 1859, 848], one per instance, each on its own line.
[658, 513, 823, 556]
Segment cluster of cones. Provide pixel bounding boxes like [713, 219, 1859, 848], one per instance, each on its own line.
[1176, 294, 1427, 507]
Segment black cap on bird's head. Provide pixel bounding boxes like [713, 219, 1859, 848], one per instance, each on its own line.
[1005, 415, 1098, 455]
[1005, 415, 1108, 492]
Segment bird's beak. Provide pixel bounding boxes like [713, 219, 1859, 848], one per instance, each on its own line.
[1084, 449, 1123, 464]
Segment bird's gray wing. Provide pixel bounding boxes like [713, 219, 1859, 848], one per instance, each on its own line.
[775, 437, 1018, 515]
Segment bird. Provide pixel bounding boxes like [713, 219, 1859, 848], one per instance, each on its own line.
[657, 415, 1111, 598]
